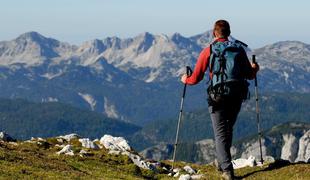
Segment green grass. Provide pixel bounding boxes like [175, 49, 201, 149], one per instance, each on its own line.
[0, 140, 309, 179]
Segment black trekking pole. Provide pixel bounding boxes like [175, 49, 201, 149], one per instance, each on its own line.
[171, 66, 192, 170]
[252, 55, 264, 165]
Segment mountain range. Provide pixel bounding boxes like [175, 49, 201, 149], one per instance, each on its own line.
[0, 31, 309, 125]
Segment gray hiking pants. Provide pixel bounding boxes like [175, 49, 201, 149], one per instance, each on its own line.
[208, 98, 242, 172]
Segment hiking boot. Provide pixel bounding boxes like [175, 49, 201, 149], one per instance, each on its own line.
[221, 171, 234, 180]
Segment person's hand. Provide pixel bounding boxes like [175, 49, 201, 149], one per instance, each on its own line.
[251, 62, 260, 72]
[181, 74, 187, 84]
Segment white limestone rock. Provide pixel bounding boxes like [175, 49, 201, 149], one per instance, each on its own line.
[179, 174, 191, 180]
[191, 174, 204, 179]
[295, 130, 310, 163]
[183, 165, 196, 175]
[264, 156, 275, 163]
[241, 139, 267, 160]
[173, 168, 181, 173]
[100, 134, 154, 170]
[58, 133, 80, 142]
[0, 132, 15, 142]
[281, 133, 298, 162]
[79, 138, 99, 149]
[128, 153, 151, 169]
[30, 137, 45, 142]
[100, 135, 131, 151]
[108, 150, 121, 155]
[173, 172, 180, 178]
[56, 145, 74, 156]
[232, 155, 256, 169]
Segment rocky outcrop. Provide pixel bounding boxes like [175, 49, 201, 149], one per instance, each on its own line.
[281, 133, 299, 162]
[100, 134, 155, 170]
[139, 123, 310, 164]
[56, 145, 74, 156]
[237, 127, 309, 163]
[100, 135, 131, 152]
[79, 138, 99, 150]
[240, 138, 268, 159]
[295, 130, 310, 163]
[0, 132, 15, 142]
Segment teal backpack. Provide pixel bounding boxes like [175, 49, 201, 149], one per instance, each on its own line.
[207, 40, 249, 101]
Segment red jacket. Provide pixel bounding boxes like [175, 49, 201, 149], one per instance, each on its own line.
[185, 38, 256, 85]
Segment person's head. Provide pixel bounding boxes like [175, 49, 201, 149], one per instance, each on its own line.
[213, 20, 231, 38]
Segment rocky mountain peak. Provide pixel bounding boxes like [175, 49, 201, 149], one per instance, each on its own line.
[190, 30, 213, 47]
[78, 39, 106, 55]
[16, 31, 47, 42]
[134, 32, 155, 53]
[14, 31, 61, 51]
[267, 41, 308, 49]
[103, 36, 123, 49]
[171, 32, 201, 51]
[136, 32, 154, 39]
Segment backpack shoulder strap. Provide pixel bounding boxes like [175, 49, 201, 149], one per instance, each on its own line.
[209, 42, 221, 73]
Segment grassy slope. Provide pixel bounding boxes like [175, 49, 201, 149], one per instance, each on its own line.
[0, 140, 309, 180]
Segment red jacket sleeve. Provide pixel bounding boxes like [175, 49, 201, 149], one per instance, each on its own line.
[185, 47, 211, 85]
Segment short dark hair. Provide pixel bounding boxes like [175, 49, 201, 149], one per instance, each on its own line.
[213, 20, 231, 37]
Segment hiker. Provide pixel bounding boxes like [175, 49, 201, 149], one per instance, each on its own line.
[181, 20, 259, 180]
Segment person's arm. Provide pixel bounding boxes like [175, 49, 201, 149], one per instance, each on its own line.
[182, 47, 210, 85]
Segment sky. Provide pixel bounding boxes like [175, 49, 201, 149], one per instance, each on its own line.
[0, 0, 310, 48]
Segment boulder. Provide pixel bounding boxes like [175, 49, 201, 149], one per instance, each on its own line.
[191, 174, 204, 179]
[179, 174, 191, 180]
[0, 132, 15, 142]
[100, 134, 156, 170]
[264, 156, 275, 163]
[100, 135, 131, 151]
[183, 165, 196, 175]
[232, 155, 256, 169]
[79, 138, 99, 149]
[56, 145, 74, 156]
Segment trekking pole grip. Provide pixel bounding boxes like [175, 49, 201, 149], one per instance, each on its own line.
[252, 55, 256, 64]
[186, 66, 193, 76]
[252, 55, 258, 85]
